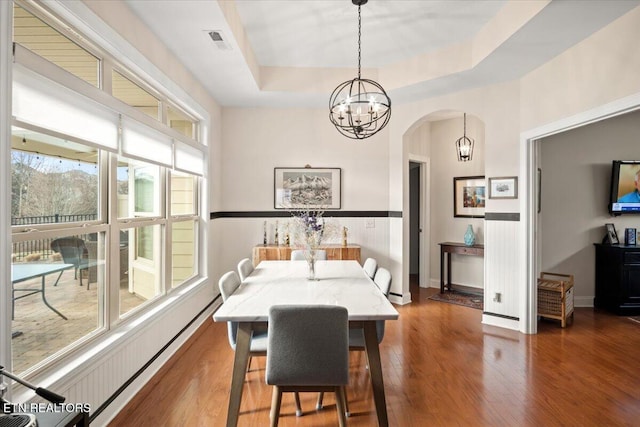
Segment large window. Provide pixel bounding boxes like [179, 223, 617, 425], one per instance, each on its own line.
[10, 2, 206, 376]
[12, 4, 100, 87]
[11, 127, 99, 223]
[112, 70, 160, 120]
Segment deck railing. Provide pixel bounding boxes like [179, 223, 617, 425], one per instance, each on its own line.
[11, 214, 97, 260]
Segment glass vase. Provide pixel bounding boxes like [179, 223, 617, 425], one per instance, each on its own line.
[464, 224, 476, 246]
[307, 257, 316, 280]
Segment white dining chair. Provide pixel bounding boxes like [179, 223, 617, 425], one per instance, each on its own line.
[362, 258, 378, 279]
[373, 267, 392, 297]
[237, 258, 254, 281]
[290, 249, 327, 261]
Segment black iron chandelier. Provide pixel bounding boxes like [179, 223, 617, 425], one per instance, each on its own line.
[456, 113, 474, 162]
[329, 0, 391, 140]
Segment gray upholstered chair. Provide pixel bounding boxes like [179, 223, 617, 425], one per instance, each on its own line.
[266, 305, 349, 427]
[217, 271, 302, 415]
[362, 257, 378, 279]
[290, 249, 327, 261]
[237, 258, 254, 282]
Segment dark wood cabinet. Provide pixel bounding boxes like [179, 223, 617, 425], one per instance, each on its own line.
[594, 243, 640, 315]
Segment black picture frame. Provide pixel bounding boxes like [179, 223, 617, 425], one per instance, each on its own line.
[605, 223, 619, 244]
[453, 176, 486, 218]
[274, 167, 341, 209]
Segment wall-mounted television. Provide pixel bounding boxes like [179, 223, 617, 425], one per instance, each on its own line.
[609, 160, 640, 215]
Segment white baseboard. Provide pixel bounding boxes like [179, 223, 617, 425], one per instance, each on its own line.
[389, 292, 411, 305]
[482, 313, 520, 331]
[574, 296, 594, 308]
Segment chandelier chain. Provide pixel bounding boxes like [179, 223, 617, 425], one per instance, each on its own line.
[464, 113, 466, 135]
[357, 4, 361, 79]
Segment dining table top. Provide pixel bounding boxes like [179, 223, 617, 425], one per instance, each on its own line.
[213, 260, 399, 322]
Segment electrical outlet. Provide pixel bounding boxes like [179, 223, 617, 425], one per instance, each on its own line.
[493, 292, 501, 303]
[365, 219, 375, 228]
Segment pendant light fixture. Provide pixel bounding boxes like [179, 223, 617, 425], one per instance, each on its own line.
[456, 113, 474, 162]
[329, 0, 391, 140]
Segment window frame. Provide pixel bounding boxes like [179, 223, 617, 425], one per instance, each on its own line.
[7, 0, 208, 378]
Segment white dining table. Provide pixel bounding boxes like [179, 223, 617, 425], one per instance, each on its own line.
[213, 260, 399, 427]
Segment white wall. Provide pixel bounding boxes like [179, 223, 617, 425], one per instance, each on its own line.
[389, 80, 521, 320]
[216, 107, 393, 282]
[389, 6, 640, 330]
[540, 109, 640, 307]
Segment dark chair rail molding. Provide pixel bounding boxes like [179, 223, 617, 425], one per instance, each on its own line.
[211, 211, 403, 219]
[484, 212, 520, 221]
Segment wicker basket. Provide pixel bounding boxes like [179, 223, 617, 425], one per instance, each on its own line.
[537, 272, 574, 328]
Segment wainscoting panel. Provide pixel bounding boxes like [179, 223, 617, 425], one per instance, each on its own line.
[484, 220, 521, 319]
[212, 216, 391, 281]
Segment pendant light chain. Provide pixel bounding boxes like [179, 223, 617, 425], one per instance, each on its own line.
[464, 113, 467, 136]
[357, 4, 362, 79]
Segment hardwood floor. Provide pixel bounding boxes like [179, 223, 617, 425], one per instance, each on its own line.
[110, 284, 640, 426]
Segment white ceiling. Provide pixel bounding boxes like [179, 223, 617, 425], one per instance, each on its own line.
[124, 0, 639, 108]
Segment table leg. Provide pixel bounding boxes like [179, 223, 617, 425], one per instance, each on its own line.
[226, 322, 252, 427]
[41, 271, 68, 320]
[363, 320, 388, 427]
[446, 252, 452, 292]
[440, 247, 445, 293]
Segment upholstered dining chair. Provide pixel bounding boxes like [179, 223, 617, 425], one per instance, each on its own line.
[290, 249, 327, 261]
[362, 258, 378, 279]
[266, 305, 349, 427]
[317, 267, 392, 414]
[237, 258, 254, 282]
[373, 267, 392, 297]
[217, 271, 302, 415]
[218, 271, 267, 371]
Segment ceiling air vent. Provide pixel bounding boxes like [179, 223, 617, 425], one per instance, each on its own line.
[207, 30, 231, 50]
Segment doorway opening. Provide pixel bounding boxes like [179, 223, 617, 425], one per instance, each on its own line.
[408, 157, 429, 301]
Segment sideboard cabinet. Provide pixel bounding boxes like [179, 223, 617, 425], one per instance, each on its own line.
[252, 244, 361, 266]
[594, 243, 640, 315]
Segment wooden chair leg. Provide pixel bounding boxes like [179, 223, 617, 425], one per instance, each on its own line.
[335, 387, 347, 427]
[316, 392, 324, 410]
[294, 392, 302, 416]
[270, 386, 282, 427]
[247, 356, 253, 372]
[343, 387, 350, 417]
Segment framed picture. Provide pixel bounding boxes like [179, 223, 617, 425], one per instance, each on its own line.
[605, 223, 619, 244]
[454, 176, 485, 218]
[274, 167, 341, 209]
[488, 176, 518, 199]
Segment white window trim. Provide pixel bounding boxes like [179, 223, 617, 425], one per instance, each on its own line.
[4, 0, 211, 392]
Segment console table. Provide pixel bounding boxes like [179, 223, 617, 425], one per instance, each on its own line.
[439, 242, 484, 293]
[252, 244, 361, 266]
[594, 243, 640, 315]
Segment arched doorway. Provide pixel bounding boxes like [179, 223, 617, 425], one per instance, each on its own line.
[402, 110, 486, 301]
